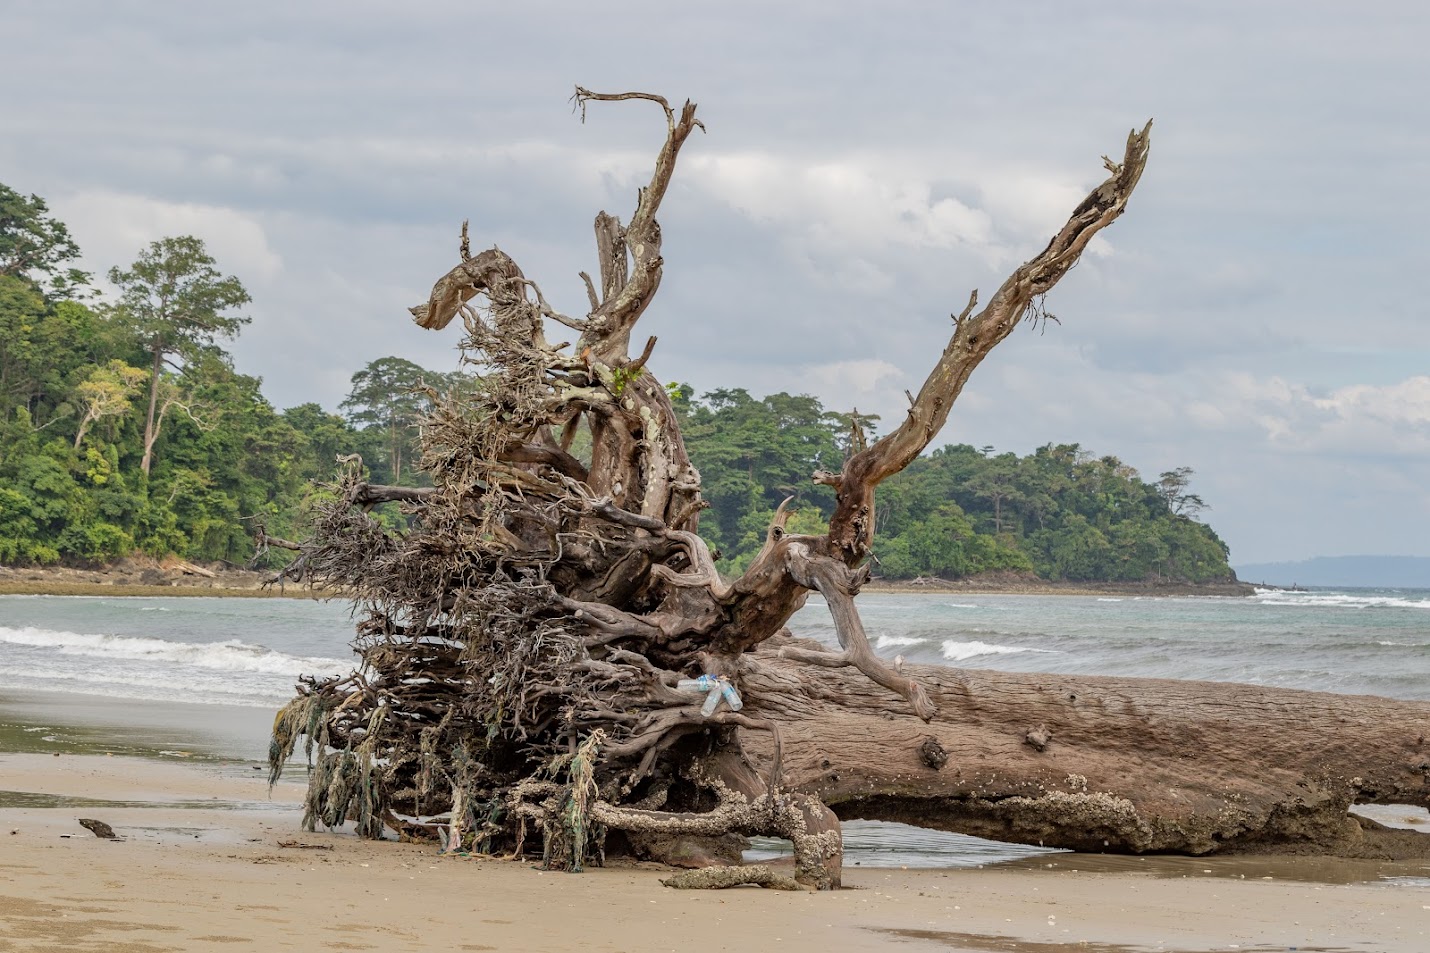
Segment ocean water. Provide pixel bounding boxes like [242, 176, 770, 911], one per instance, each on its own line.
[3, 587, 1428, 867]
[821, 587, 1430, 701]
[0, 595, 354, 708]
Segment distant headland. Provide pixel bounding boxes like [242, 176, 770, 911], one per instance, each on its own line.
[1234, 555, 1430, 589]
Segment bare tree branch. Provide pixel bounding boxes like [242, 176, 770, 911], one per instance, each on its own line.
[574, 86, 706, 361]
[828, 121, 1153, 557]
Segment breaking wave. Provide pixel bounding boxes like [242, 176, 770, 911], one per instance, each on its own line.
[941, 640, 1055, 662]
[1253, 590, 1430, 611]
[874, 635, 926, 649]
[0, 626, 349, 676]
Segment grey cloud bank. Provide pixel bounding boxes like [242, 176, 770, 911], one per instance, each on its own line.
[3, 1, 1427, 565]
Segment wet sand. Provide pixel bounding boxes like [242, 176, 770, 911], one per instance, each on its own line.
[2, 752, 1428, 953]
[0, 688, 279, 764]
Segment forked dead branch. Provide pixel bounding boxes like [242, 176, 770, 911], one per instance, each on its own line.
[269, 91, 1430, 887]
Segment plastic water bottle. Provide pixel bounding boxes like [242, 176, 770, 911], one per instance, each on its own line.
[677, 675, 733, 715]
[676, 675, 739, 715]
[720, 681, 743, 712]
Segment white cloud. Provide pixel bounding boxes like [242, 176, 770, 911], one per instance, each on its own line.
[966, 163, 1092, 242]
[676, 145, 1123, 297]
[688, 151, 992, 257]
[787, 358, 908, 416]
[1225, 373, 1430, 456]
[53, 190, 283, 284]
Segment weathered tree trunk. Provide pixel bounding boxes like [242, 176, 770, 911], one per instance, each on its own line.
[264, 88, 1428, 891]
[140, 337, 163, 476]
[745, 635, 1430, 860]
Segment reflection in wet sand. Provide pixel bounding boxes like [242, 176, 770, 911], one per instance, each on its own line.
[873, 928, 1359, 953]
[0, 788, 289, 811]
[989, 849, 1430, 886]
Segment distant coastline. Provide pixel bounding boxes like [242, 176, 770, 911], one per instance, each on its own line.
[1234, 554, 1430, 589]
[0, 560, 333, 599]
[864, 572, 1255, 598]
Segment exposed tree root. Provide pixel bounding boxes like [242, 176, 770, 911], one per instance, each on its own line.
[661, 865, 803, 891]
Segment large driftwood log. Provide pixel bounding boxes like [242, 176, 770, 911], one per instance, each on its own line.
[266, 88, 1428, 892]
[745, 636, 1430, 860]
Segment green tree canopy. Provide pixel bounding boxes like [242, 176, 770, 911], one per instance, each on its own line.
[107, 236, 251, 475]
[677, 388, 851, 560]
[72, 360, 146, 449]
[0, 182, 1236, 581]
[339, 356, 451, 484]
[0, 182, 86, 291]
[674, 388, 1234, 584]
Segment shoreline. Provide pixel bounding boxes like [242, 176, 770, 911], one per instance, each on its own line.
[0, 562, 1257, 600]
[863, 577, 1257, 597]
[0, 562, 342, 599]
[2, 752, 1427, 952]
[0, 687, 279, 764]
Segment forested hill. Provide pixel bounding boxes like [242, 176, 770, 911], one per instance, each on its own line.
[0, 183, 459, 566]
[672, 387, 1234, 583]
[0, 181, 1235, 583]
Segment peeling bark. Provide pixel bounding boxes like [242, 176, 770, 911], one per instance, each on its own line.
[742, 637, 1430, 860]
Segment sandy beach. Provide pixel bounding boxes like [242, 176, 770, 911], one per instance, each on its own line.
[3, 591, 1426, 952]
[0, 750, 1426, 953]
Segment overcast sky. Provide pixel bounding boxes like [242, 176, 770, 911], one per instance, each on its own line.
[4, 1, 1427, 564]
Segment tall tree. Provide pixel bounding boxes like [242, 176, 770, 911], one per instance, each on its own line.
[339, 356, 446, 483]
[0, 182, 86, 291]
[107, 236, 250, 475]
[966, 452, 1021, 535]
[1157, 465, 1207, 518]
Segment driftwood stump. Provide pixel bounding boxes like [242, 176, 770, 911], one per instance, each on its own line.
[266, 89, 1429, 889]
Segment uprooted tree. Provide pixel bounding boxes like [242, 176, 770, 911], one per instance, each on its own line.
[268, 90, 1430, 889]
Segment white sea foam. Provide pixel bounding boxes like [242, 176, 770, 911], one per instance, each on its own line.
[874, 635, 925, 648]
[0, 626, 350, 677]
[1253, 591, 1430, 611]
[1096, 598, 1124, 602]
[3, 664, 299, 706]
[941, 640, 1054, 662]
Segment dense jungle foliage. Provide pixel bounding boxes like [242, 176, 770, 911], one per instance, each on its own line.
[0, 182, 1233, 582]
[674, 387, 1232, 583]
